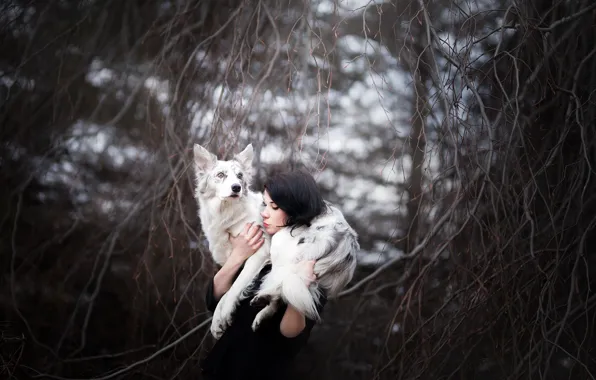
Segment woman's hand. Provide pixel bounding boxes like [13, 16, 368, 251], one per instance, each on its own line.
[228, 222, 265, 263]
[212, 222, 264, 301]
[295, 259, 317, 287]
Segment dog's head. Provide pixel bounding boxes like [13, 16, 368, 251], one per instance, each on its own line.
[193, 143, 254, 200]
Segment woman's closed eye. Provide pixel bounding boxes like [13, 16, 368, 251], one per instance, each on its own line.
[262, 201, 279, 210]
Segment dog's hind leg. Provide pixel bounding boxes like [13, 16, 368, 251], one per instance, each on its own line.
[211, 252, 268, 339]
[251, 298, 280, 331]
[249, 266, 284, 307]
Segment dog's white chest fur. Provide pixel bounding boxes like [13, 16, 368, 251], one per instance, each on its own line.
[199, 192, 265, 266]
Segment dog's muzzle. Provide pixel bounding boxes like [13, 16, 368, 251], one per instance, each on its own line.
[229, 184, 241, 197]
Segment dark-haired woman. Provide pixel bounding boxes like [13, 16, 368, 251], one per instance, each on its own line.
[200, 170, 327, 380]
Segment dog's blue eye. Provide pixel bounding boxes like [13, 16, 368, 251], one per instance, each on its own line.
[216, 172, 225, 179]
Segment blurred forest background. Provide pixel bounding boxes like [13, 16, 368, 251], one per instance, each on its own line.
[1, 0, 595, 379]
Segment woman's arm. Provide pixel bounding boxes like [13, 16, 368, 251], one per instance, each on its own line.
[212, 254, 246, 300]
[280, 304, 307, 338]
[205, 222, 264, 310]
[280, 291, 328, 338]
[205, 253, 246, 312]
[279, 259, 318, 338]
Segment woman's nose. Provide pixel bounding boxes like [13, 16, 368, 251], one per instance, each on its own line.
[260, 210, 268, 218]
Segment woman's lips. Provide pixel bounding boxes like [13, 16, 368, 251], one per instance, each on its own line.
[263, 222, 269, 228]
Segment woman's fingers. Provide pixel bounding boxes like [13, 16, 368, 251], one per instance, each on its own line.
[242, 222, 253, 237]
[250, 222, 261, 236]
[252, 237, 264, 250]
[248, 228, 263, 246]
[245, 222, 259, 239]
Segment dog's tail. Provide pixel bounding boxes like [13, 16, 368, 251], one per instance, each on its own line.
[281, 271, 322, 321]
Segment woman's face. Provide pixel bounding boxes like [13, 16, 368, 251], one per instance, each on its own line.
[261, 190, 288, 235]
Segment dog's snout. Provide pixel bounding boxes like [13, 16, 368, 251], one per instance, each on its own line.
[231, 184, 241, 193]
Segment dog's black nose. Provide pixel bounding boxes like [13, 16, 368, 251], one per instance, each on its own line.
[231, 184, 241, 193]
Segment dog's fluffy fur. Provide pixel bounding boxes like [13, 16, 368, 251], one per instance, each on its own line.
[249, 202, 359, 330]
[193, 143, 270, 339]
[193, 143, 359, 337]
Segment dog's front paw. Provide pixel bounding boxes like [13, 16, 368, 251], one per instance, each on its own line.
[250, 295, 271, 308]
[211, 298, 236, 339]
[210, 318, 226, 340]
[210, 295, 233, 339]
[219, 296, 237, 320]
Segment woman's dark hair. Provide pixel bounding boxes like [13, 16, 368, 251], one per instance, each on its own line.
[264, 169, 325, 231]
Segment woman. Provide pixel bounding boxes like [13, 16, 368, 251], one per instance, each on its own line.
[201, 170, 328, 380]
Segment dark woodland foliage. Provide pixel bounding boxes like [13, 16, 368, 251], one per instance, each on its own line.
[1, 0, 595, 379]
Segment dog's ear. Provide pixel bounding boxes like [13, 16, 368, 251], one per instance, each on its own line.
[234, 143, 254, 172]
[193, 144, 217, 173]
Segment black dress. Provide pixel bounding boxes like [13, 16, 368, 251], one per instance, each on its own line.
[200, 263, 327, 380]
